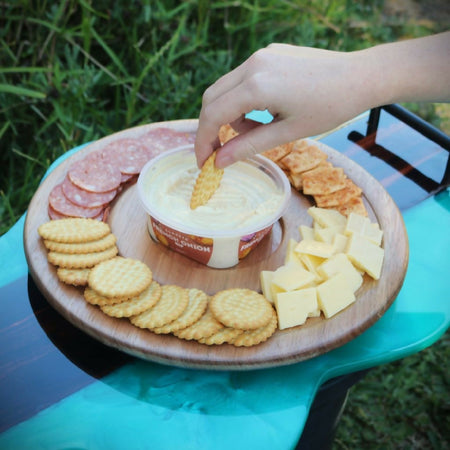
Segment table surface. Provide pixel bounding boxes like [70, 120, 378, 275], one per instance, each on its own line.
[1, 108, 449, 450]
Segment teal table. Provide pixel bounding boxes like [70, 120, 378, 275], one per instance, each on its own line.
[0, 107, 449, 449]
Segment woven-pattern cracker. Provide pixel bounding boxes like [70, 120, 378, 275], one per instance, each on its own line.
[48, 245, 118, 269]
[198, 327, 243, 345]
[57, 267, 90, 286]
[173, 308, 223, 341]
[210, 288, 273, 330]
[151, 288, 208, 334]
[101, 281, 162, 318]
[44, 233, 116, 254]
[130, 285, 189, 329]
[232, 308, 278, 347]
[88, 256, 152, 298]
[38, 218, 110, 243]
[84, 286, 132, 306]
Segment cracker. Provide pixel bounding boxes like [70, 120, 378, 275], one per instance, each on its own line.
[288, 161, 333, 190]
[173, 308, 223, 341]
[130, 285, 189, 329]
[232, 308, 278, 347]
[302, 166, 347, 195]
[151, 288, 208, 334]
[218, 124, 238, 145]
[280, 143, 327, 174]
[56, 267, 90, 286]
[314, 178, 362, 208]
[88, 257, 152, 299]
[261, 142, 292, 162]
[332, 196, 368, 217]
[210, 288, 273, 330]
[190, 152, 224, 209]
[84, 286, 131, 306]
[44, 233, 116, 254]
[198, 327, 243, 345]
[101, 281, 162, 318]
[47, 245, 118, 268]
[38, 218, 110, 243]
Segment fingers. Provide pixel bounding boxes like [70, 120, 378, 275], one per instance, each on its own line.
[195, 74, 269, 167]
[214, 119, 296, 168]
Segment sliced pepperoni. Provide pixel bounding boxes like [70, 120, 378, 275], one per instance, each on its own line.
[68, 153, 122, 193]
[49, 184, 104, 218]
[48, 204, 68, 220]
[61, 176, 117, 208]
[103, 139, 151, 175]
[139, 128, 196, 158]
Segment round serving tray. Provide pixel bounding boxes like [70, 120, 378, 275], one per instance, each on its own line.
[24, 119, 409, 370]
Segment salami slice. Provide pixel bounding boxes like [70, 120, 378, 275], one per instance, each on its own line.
[49, 184, 104, 218]
[61, 176, 117, 208]
[68, 153, 122, 193]
[104, 139, 151, 175]
[139, 128, 196, 159]
[48, 204, 68, 220]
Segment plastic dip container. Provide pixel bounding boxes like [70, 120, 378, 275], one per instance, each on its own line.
[137, 146, 291, 268]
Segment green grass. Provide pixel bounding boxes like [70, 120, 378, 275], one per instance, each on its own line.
[1, 1, 448, 448]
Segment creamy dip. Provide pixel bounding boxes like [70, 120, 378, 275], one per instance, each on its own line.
[142, 149, 285, 235]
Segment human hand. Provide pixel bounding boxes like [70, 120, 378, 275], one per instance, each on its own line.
[194, 44, 371, 168]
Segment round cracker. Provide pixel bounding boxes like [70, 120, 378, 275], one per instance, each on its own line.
[38, 218, 110, 243]
[198, 327, 243, 345]
[88, 257, 152, 299]
[130, 285, 189, 329]
[100, 281, 162, 318]
[84, 286, 132, 306]
[210, 288, 273, 330]
[173, 308, 223, 341]
[56, 267, 90, 286]
[47, 245, 118, 269]
[44, 233, 116, 254]
[151, 288, 208, 334]
[232, 308, 278, 347]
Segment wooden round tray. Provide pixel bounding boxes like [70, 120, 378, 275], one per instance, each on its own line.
[24, 119, 409, 370]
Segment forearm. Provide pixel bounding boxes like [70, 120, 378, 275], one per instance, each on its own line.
[353, 31, 450, 109]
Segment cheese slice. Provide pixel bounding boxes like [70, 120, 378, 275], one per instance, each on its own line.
[274, 287, 318, 329]
[284, 238, 304, 266]
[295, 239, 335, 259]
[308, 206, 347, 229]
[317, 272, 355, 318]
[346, 233, 384, 280]
[299, 225, 315, 241]
[317, 253, 363, 292]
[314, 225, 344, 244]
[332, 233, 348, 254]
[272, 263, 316, 291]
[260, 270, 275, 303]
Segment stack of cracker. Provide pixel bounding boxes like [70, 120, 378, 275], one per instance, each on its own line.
[38, 218, 277, 347]
[38, 218, 118, 286]
[218, 124, 367, 216]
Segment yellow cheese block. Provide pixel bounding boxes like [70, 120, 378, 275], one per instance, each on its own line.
[260, 270, 275, 303]
[317, 272, 356, 318]
[272, 263, 316, 291]
[332, 233, 348, 254]
[308, 206, 347, 229]
[274, 287, 318, 329]
[295, 239, 335, 258]
[346, 233, 384, 280]
[317, 253, 363, 292]
[284, 238, 304, 266]
[345, 212, 383, 246]
[314, 225, 344, 244]
[299, 225, 315, 241]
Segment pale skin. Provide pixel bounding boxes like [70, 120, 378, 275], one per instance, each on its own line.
[195, 32, 450, 168]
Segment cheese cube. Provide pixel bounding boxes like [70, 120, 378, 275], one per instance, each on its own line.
[284, 238, 304, 266]
[299, 225, 315, 241]
[314, 225, 344, 244]
[332, 233, 348, 254]
[308, 307, 321, 318]
[272, 263, 316, 291]
[298, 253, 324, 281]
[344, 212, 369, 237]
[363, 223, 383, 246]
[346, 234, 384, 280]
[317, 272, 356, 318]
[308, 206, 347, 229]
[295, 239, 335, 258]
[260, 270, 275, 303]
[274, 288, 318, 329]
[317, 253, 363, 292]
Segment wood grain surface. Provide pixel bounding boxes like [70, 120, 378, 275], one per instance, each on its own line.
[24, 119, 409, 370]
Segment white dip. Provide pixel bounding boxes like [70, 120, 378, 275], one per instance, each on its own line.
[142, 149, 284, 234]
